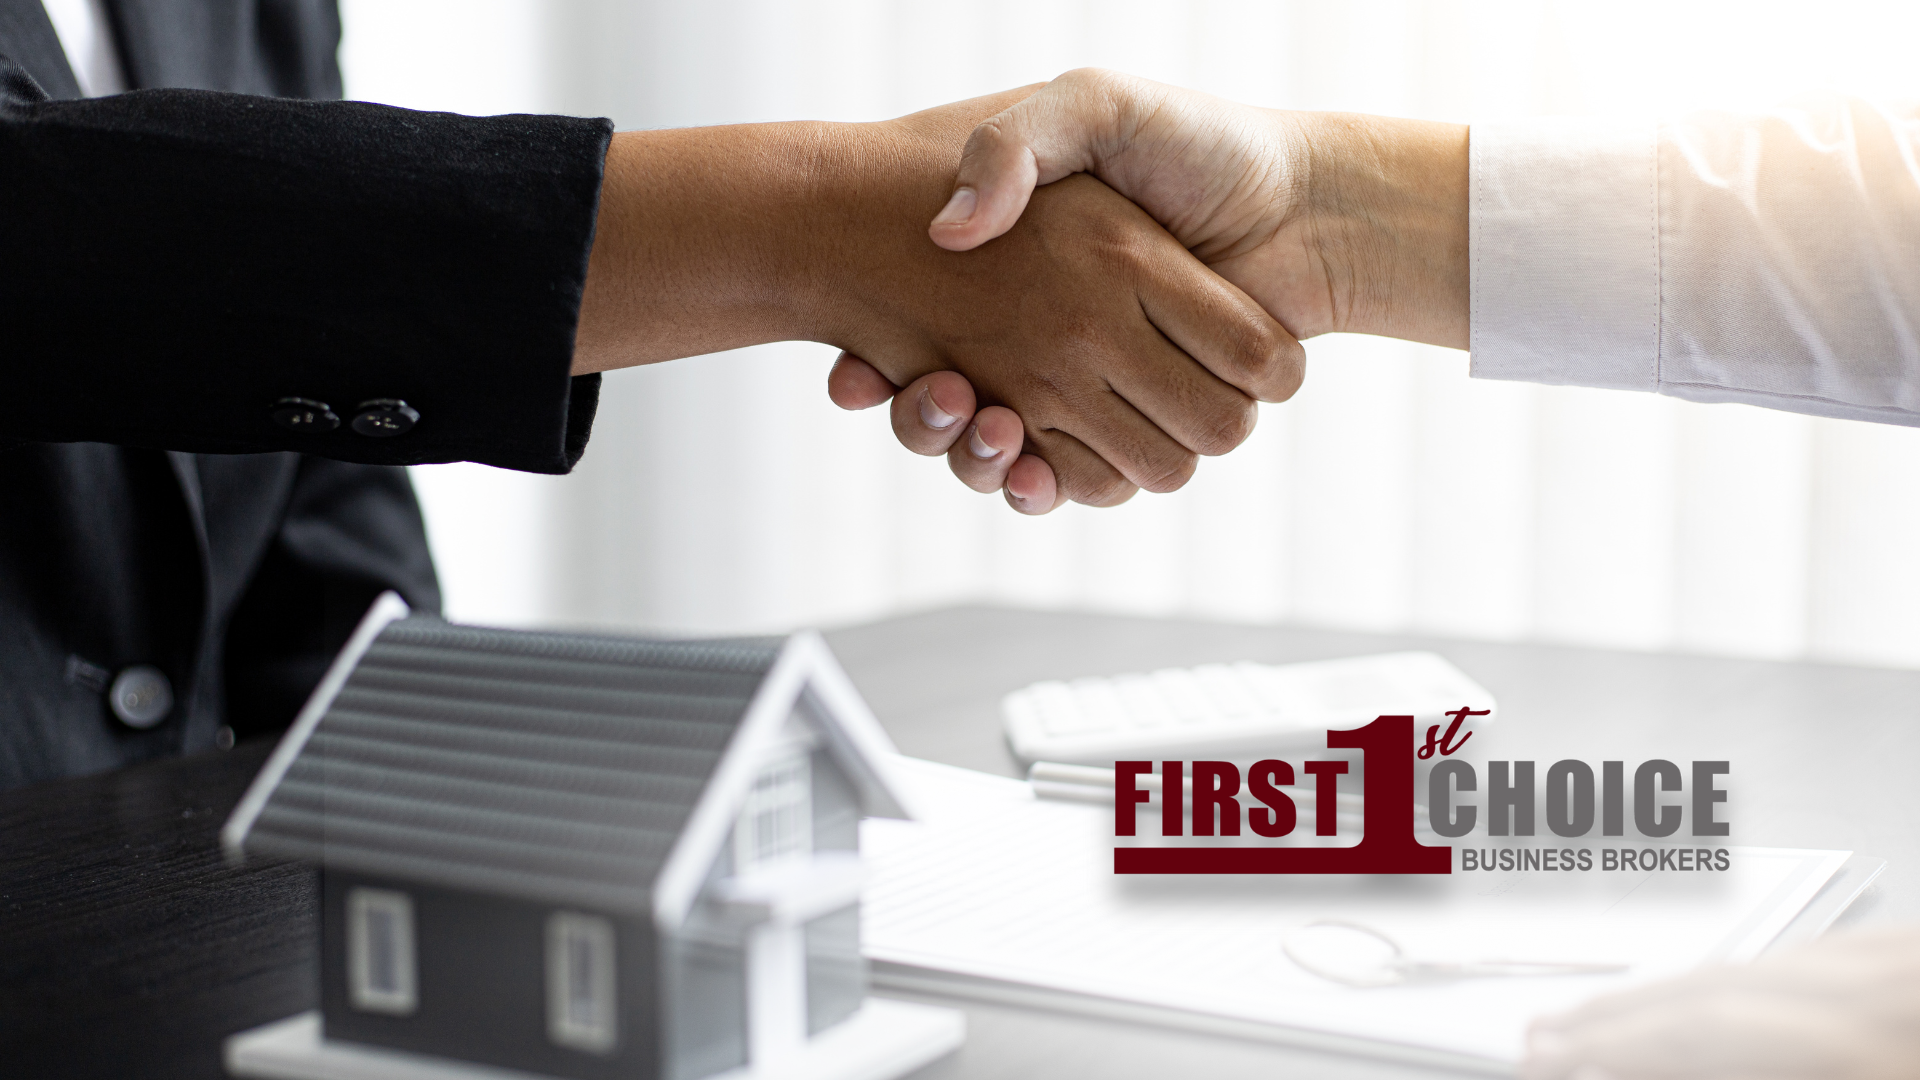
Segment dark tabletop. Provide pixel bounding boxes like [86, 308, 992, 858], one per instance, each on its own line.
[5, 606, 1915, 1080]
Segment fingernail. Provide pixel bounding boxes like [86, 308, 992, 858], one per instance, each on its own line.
[932, 187, 977, 228]
[918, 388, 959, 430]
[968, 425, 1000, 460]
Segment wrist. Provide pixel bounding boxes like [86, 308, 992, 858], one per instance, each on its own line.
[572, 123, 849, 373]
[570, 86, 1041, 378]
[1291, 113, 1470, 350]
[767, 118, 949, 353]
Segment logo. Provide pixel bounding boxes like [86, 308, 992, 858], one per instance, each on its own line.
[1111, 711, 1730, 875]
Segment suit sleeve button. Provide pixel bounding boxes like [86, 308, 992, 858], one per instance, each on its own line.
[271, 397, 339, 432]
[110, 666, 173, 729]
[351, 399, 420, 437]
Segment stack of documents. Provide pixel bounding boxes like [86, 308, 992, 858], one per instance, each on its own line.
[861, 757, 1869, 1072]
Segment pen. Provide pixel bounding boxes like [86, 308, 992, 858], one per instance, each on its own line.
[1026, 762, 1445, 835]
[1026, 761, 1364, 812]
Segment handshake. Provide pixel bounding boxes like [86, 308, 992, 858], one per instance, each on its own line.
[571, 71, 1471, 513]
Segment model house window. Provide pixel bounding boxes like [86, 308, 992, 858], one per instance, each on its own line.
[347, 887, 417, 1015]
[735, 749, 811, 872]
[546, 912, 618, 1053]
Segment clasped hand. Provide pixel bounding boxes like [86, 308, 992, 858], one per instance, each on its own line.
[827, 70, 1470, 512]
[571, 85, 1303, 514]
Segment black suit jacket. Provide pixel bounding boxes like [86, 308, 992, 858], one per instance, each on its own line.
[0, 0, 613, 788]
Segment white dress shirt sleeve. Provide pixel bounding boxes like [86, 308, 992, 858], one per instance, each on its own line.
[1469, 99, 1920, 426]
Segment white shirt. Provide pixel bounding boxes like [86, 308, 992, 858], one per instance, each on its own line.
[40, 0, 127, 97]
[1469, 99, 1920, 427]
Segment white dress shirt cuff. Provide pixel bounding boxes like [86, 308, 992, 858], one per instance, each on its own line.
[1468, 118, 1659, 392]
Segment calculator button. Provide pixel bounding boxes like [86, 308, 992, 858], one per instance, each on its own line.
[1232, 662, 1292, 712]
[1031, 682, 1095, 735]
[1114, 673, 1173, 728]
[1150, 669, 1214, 724]
[1069, 678, 1128, 733]
[1194, 664, 1261, 718]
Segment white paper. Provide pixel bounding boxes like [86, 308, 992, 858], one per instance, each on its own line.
[861, 757, 1849, 1067]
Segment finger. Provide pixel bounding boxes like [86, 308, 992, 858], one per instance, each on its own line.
[1098, 316, 1263, 458]
[827, 351, 901, 410]
[1054, 389, 1199, 494]
[1525, 992, 1848, 1080]
[930, 68, 1160, 252]
[1003, 453, 1058, 515]
[1025, 336, 1202, 494]
[890, 370, 977, 456]
[1025, 425, 1142, 508]
[1534, 933, 1920, 1049]
[980, 175, 1280, 476]
[1136, 243, 1306, 406]
[946, 405, 1022, 492]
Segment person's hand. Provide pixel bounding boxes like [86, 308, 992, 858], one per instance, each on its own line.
[573, 87, 1303, 512]
[832, 69, 1468, 508]
[824, 360, 1060, 507]
[1521, 926, 1920, 1080]
[928, 68, 1471, 349]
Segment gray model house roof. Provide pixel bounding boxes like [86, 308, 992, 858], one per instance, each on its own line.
[222, 594, 913, 928]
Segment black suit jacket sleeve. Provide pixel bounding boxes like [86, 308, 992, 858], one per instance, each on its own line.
[0, 58, 612, 474]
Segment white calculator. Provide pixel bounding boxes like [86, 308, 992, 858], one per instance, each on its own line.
[1001, 651, 1496, 764]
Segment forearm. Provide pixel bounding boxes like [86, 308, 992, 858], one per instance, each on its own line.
[572, 96, 1022, 376]
[571, 123, 847, 373]
[1470, 98, 1920, 425]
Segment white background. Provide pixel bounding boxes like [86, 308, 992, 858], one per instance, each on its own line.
[340, 0, 1920, 669]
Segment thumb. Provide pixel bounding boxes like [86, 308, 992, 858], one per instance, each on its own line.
[928, 69, 1142, 252]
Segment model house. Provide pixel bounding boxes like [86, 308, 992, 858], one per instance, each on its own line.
[220, 593, 962, 1080]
